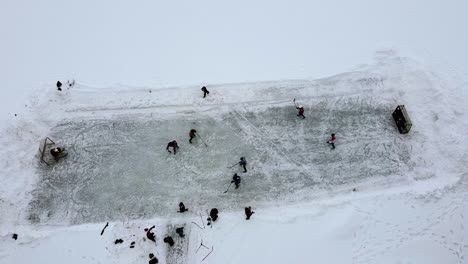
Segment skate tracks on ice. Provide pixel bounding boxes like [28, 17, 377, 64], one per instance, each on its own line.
[28, 55, 468, 226]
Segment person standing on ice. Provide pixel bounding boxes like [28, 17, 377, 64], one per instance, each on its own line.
[327, 133, 336, 149]
[178, 202, 188, 213]
[176, 227, 185, 238]
[232, 173, 241, 189]
[245, 206, 255, 220]
[209, 208, 219, 222]
[148, 253, 159, 264]
[163, 236, 174, 246]
[166, 140, 179, 155]
[296, 105, 305, 119]
[238, 157, 247, 173]
[189, 129, 197, 144]
[201, 86, 210, 98]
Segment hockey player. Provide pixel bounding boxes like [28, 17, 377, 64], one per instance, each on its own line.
[209, 208, 219, 222]
[296, 105, 305, 119]
[149, 253, 159, 264]
[163, 236, 174, 246]
[175, 227, 185, 238]
[145, 225, 156, 242]
[245, 206, 255, 220]
[327, 133, 336, 149]
[178, 202, 188, 213]
[189, 129, 197, 144]
[201, 86, 210, 98]
[56, 81, 62, 91]
[166, 140, 179, 155]
[232, 173, 241, 189]
[239, 157, 247, 173]
[50, 147, 64, 161]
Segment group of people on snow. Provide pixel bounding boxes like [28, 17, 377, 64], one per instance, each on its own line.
[144, 223, 186, 263]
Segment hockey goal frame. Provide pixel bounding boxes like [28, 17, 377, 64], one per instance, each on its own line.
[39, 137, 55, 165]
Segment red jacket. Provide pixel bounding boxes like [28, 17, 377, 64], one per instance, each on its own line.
[298, 107, 304, 114]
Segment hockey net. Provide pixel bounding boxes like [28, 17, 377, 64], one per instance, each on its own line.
[38, 137, 56, 165]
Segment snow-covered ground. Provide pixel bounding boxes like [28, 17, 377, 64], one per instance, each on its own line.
[2, 1, 468, 263]
[2, 0, 468, 122]
[1, 50, 468, 263]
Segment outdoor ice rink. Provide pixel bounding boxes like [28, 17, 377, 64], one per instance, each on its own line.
[29, 95, 417, 225]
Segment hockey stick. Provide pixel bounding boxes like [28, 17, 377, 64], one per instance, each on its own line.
[196, 133, 208, 147]
[199, 212, 205, 229]
[223, 182, 233, 193]
[227, 162, 238, 169]
[100, 222, 109, 236]
[191, 221, 204, 230]
[201, 246, 214, 262]
[293, 98, 298, 108]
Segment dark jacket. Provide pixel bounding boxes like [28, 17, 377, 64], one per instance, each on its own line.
[166, 141, 179, 149]
[232, 174, 241, 184]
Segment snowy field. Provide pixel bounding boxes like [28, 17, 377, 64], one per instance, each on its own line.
[1, 51, 468, 263]
[1, 0, 468, 263]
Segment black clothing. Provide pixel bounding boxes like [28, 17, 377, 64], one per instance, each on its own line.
[166, 141, 179, 155]
[178, 202, 187, 213]
[189, 129, 197, 144]
[239, 157, 247, 173]
[201, 86, 210, 98]
[232, 174, 241, 189]
[50, 147, 63, 161]
[245, 207, 255, 220]
[210, 208, 219, 222]
[149, 257, 159, 264]
[163, 236, 174, 246]
[57, 81, 62, 91]
[176, 227, 185, 237]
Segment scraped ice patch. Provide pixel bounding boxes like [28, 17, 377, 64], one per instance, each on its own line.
[29, 96, 418, 224]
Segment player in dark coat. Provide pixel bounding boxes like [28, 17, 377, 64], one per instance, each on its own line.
[189, 129, 197, 144]
[178, 202, 188, 213]
[56, 81, 62, 91]
[50, 147, 64, 161]
[163, 236, 174, 246]
[166, 140, 179, 155]
[245, 206, 255, 220]
[175, 227, 185, 238]
[239, 157, 247, 173]
[209, 208, 219, 222]
[232, 173, 241, 189]
[149, 253, 159, 264]
[201, 86, 210, 98]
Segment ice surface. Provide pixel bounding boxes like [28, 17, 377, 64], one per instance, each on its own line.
[29, 97, 416, 224]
